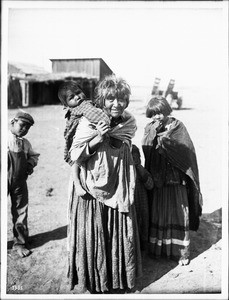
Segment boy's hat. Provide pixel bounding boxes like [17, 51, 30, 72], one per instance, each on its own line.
[15, 111, 34, 126]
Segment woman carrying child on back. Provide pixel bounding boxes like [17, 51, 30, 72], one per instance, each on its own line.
[142, 96, 202, 266]
[67, 75, 142, 294]
[58, 81, 110, 196]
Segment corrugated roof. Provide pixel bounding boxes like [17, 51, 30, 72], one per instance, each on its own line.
[8, 62, 49, 75]
[8, 59, 112, 82]
[10, 71, 98, 82]
[50, 57, 102, 61]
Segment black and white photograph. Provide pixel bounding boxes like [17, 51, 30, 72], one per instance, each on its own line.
[1, 0, 228, 299]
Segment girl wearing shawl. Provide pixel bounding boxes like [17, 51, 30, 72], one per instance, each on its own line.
[67, 75, 142, 293]
[142, 97, 202, 266]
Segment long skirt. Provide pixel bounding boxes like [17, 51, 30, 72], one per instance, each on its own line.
[148, 184, 190, 261]
[134, 179, 150, 250]
[67, 183, 142, 293]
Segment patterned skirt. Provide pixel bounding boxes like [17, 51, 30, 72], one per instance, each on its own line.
[148, 184, 190, 261]
[67, 183, 142, 293]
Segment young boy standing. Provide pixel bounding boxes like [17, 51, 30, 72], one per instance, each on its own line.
[8, 111, 40, 257]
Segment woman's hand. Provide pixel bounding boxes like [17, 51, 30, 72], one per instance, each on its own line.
[96, 121, 110, 141]
[88, 121, 110, 153]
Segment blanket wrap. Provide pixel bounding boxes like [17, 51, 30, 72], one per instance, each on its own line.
[70, 110, 137, 213]
[142, 118, 202, 231]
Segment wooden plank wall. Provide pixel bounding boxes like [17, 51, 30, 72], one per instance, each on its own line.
[52, 59, 100, 78]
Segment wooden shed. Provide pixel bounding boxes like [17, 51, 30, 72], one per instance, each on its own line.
[50, 58, 113, 81]
[8, 58, 113, 108]
[8, 62, 51, 107]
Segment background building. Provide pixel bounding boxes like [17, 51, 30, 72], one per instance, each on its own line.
[8, 58, 113, 107]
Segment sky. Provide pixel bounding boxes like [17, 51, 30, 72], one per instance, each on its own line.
[3, 1, 228, 89]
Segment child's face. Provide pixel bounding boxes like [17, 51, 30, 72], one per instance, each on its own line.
[11, 119, 31, 137]
[152, 113, 167, 123]
[67, 92, 85, 108]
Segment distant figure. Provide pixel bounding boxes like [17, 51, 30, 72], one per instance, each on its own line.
[166, 91, 183, 110]
[142, 97, 202, 266]
[58, 81, 110, 196]
[8, 111, 40, 257]
[132, 144, 154, 251]
[151, 77, 161, 96]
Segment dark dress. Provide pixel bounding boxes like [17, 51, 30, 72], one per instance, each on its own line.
[142, 117, 202, 261]
[134, 165, 154, 250]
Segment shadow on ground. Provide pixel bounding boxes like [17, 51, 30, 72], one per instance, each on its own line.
[7, 225, 67, 250]
[7, 209, 222, 293]
[135, 208, 222, 291]
[190, 208, 222, 260]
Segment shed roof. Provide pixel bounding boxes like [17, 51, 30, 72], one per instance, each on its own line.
[8, 59, 112, 83]
[9, 71, 98, 83]
[50, 57, 105, 62]
[50, 58, 113, 77]
[8, 62, 49, 75]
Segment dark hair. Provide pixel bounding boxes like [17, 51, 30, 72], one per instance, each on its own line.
[94, 75, 131, 109]
[146, 97, 172, 118]
[58, 81, 86, 106]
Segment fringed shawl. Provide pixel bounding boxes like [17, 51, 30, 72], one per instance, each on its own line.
[70, 110, 137, 213]
[142, 118, 202, 231]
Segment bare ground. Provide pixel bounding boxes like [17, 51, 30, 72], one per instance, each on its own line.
[5, 91, 224, 297]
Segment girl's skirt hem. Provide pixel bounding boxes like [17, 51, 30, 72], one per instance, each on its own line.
[148, 184, 190, 260]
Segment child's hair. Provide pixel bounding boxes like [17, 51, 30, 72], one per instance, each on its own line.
[132, 144, 141, 158]
[94, 75, 131, 109]
[146, 96, 172, 118]
[58, 81, 86, 106]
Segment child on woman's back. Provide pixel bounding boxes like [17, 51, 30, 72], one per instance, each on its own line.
[132, 144, 154, 251]
[58, 81, 110, 196]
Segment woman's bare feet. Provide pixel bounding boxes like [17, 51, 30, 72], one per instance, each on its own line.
[14, 245, 31, 258]
[178, 258, 189, 266]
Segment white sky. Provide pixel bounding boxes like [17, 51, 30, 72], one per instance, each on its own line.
[3, 1, 228, 88]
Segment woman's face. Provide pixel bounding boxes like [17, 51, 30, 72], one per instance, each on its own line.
[104, 90, 127, 118]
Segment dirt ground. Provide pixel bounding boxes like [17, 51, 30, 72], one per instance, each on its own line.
[4, 86, 226, 298]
